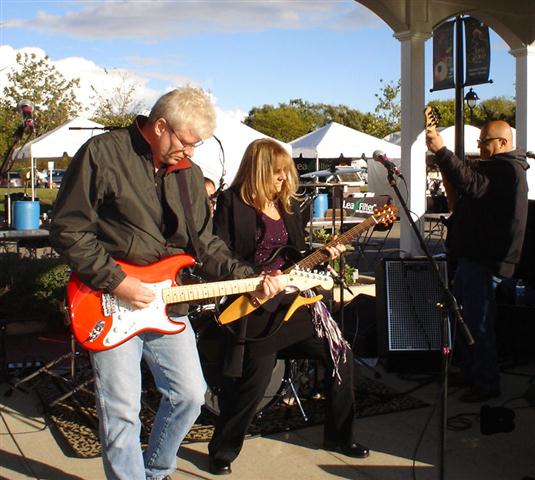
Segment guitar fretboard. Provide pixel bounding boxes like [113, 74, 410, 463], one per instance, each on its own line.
[286, 214, 379, 273]
[162, 276, 265, 304]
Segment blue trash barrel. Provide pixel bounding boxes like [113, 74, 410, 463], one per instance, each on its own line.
[312, 193, 328, 218]
[13, 201, 40, 230]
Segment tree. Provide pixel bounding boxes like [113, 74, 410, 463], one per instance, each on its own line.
[0, 52, 82, 169]
[371, 78, 401, 138]
[244, 99, 375, 142]
[244, 103, 314, 142]
[477, 97, 515, 127]
[91, 71, 145, 128]
[426, 96, 516, 128]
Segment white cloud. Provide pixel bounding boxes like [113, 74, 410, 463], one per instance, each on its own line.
[0, 45, 241, 121]
[4, 1, 379, 40]
[0, 45, 163, 115]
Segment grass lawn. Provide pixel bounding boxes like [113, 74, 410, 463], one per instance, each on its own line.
[1, 188, 59, 216]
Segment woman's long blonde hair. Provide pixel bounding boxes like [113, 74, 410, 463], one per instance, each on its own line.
[232, 138, 300, 213]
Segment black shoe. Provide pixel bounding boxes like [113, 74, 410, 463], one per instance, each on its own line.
[209, 458, 232, 475]
[324, 441, 370, 458]
[459, 386, 500, 403]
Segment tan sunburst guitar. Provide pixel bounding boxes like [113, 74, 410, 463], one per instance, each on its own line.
[218, 204, 397, 325]
[67, 254, 334, 352]
[424, 105, 457, 211]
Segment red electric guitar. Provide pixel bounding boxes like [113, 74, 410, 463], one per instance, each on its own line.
[66, 254, 334, 352]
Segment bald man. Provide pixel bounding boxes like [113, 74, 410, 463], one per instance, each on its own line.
[426, 120, 529, 403]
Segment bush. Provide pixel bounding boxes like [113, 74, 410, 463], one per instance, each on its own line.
[0, 255, 70, 330]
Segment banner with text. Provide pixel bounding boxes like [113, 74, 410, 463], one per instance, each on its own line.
[433, 20, 455, 91]
[464, 17, 491, 86]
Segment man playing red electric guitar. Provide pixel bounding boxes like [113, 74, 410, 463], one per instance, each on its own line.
[50, 87, 283, 480]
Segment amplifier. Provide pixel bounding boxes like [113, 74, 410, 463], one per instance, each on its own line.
[376, 258, 451, 353]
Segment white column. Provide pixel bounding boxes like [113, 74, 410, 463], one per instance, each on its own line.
[511, 45, 535, 199]
[395, 31, 430, 256]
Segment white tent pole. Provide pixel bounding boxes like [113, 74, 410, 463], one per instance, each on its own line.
[30, 153, 35, 201]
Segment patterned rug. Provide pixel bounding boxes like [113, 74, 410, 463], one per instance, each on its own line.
[36, 363, 428, 459]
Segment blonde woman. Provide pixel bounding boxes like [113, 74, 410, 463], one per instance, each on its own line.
[207, 138, 370, 475]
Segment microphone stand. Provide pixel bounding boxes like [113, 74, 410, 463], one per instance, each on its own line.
[326, 175, 353, 333]
[385, 167, 473, 480]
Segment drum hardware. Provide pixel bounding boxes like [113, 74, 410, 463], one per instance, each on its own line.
[3, 334, 93, 407]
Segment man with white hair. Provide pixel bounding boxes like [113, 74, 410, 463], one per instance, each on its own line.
[51, 87, 283, 479]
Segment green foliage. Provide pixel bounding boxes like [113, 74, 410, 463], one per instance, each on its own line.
[0, 52, 82, 163]
[244, 102, 314, 142]
[427, 96, 516, 128]
[478, 97, 515, 127]
[0, 255, 70, 328]
[372, 79, 401, 137]
[308, 228, 356, 285]
[244, 98, 381, 142]
[244, 79, 402, 142]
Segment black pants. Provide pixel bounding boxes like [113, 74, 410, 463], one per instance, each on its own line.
[208, 334, 357, 463]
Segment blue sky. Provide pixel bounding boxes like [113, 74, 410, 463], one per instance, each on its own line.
[0, 0, 515, 119]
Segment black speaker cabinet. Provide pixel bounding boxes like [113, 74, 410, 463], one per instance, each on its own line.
[376, 258, 451, 354]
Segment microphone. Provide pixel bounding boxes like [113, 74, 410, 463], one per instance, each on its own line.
[372, 150, 402, 177]
[17, 99, 35, 131]
[526, 151, 535, 159]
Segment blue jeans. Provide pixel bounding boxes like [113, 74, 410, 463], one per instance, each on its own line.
[453, 258, 500, 391]
[90, 317, 206, 480]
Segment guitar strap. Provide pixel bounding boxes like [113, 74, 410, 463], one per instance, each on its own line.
[177, 171, 203, 266]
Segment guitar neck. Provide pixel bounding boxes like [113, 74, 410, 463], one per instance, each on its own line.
[425, 106, 457, 211]
[162, 276, 268, 305]
[288, 215, 378, 272]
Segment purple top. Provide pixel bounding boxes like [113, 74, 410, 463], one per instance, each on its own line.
[255, 213, 289, 271]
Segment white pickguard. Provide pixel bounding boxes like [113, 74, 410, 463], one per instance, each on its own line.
[102, 279, 182, 347]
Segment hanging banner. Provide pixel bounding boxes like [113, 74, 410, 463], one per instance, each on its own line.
[464, 17, 491, 86]
[432, 20, 455, 91]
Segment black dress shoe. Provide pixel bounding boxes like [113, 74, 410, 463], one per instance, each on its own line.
[324, 441, 370, 458]
[459, 386, 500, 403]
[340, 442, 370, 458]
[209, 458, 232, 475]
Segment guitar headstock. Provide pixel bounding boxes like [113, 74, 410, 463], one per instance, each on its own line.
[286, 268, 334, 291]
[373, 204, 398, 227]
[424, 105, 440, 132]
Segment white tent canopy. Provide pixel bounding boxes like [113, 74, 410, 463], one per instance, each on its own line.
[291, 122, 401, 160]
[192, 109, 291, 188]
[290, 122, 402, 198]
[13, 117, 106, 160]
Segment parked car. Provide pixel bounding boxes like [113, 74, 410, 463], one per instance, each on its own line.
[43, 169, 66, 188]
[0, 172, 23, 188]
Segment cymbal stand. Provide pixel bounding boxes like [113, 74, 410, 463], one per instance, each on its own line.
[279, 359, 309, 422]
[4, 335, 94, 407]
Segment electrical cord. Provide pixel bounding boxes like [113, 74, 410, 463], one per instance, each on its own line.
[0, 405, 43, 479]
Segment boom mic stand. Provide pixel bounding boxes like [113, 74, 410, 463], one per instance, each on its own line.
[385, 166, 473, 480]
